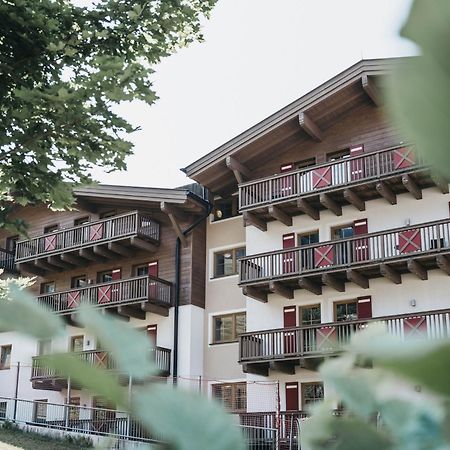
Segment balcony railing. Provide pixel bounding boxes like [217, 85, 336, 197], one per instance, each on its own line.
[15, 211, 159, 263]
[239, 308, 450, 363]
[0, 248, 15, 272]
[31, 347, 171, 380]
[37, 275, 172, 313]
[239, 145, 425, 211]
[240, 218, 450, 285]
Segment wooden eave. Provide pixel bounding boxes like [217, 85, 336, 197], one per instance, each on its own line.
[183, 58, 409, 194]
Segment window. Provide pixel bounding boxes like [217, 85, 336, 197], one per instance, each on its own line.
[40, 282, 55, 294]
[213, 247, 245, 278]
[37, 339, 51, 356]
[335, 300, 358, 322]
[97, 270, 113, 283]
[302, 383, 324, 407]
[5, 235, 19, 253]
[92, 397, 116, 422]
[298, 231, 319, 246]
[0, 345, 12, 369]
[0, 401, 6, 419]
[74, 216, 90, 226]
[327, 149, 350, 161]
[44, 224, 58, 234]
[332, 224, 354, 240]
[68, 397, 80, 421]
[298, 231, 319, 270]
[33, 400, 48, 423]
[71, 275, 87, 289]
[212, 382, 247, 413]
[70, 336, 84, 353]
[213, 312, 246, 343]
[300, 305, 321, 326]
[213, 197, 239, 222]
[99, 210, 117, 219]
[296, 157, 316, 169]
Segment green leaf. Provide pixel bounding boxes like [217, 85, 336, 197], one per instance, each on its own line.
[0, 286, 64, 339]
[132, 385, 246, 450]
[78, 306, 156, 379]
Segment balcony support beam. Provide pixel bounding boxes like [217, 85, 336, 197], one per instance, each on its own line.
[17, 263, 45, 276]
[269, 281, 294, 300]
[108, 242, 133, 257]
[47, 256, 72, 270]
[380, 263, 402, 284]
[268, 205, 292, 227]
[297, 199, 320, 220]
[376, 181, 397, 205]
[35, 259, 61, 273]
[271, 360, 296, 375]
[322, 273, 345, 292]
[141, 301, 169, 317]
[298, 277, 322, 295]
[118, 305, 146, 320]
[79, 248, 105, 262]
[362, 74, 381, 106]
[243, 286, 268, 303]
[226, 156, 251, 184]
[243, 211, 267, 232]
[431, 175, 449, 194]
[161, 202, 187, 246]
[320, 193, 342, 216]
[402, 174, 422, 200]
[130, 237, 158, 253]
[407, 259, 428, 280]
[343, 188, 365, 211]
[61, 253, 86, 266]
[298, 112, 322, 142]
[93, 245, 116, 259]
[437, 255, 450, 275]
[243, 362, 269, 377]
[346, 268, 369, 289]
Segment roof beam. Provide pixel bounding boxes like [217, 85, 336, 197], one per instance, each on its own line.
[376, 181, 397, 205]
[297, 199, 320, 220]
[243, 211, 267, 232]
[161, 202, 187, 246]
[402, 174, 422, 200]
[362, 74, 381, 106]
[268, 205, 292, 227]
[298, 112, 322, 142]
[243, 286, 268, 303]
[298, 277, 322, 295]
[226, 156, 251, 184]
[269, 281, 294, 300]
[343, 188, 365, 211]
[320, 193, 342, 216]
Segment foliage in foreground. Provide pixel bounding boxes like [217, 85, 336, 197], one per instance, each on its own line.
[0, 286, 245, 450]
[0, 0, 216, 230]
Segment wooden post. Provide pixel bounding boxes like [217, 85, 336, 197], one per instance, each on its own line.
[13, 362, 20, 421]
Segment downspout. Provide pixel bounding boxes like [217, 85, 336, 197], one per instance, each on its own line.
[173, 192, 213, 383]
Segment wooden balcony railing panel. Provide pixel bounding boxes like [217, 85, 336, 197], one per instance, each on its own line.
[31, 347, 171, 380]
[0, 248, 15, 272]
[15, 212, 159, 262]
[239, 145, 424, 211]
[240, 218, 450, 284]
[239, 308, 450, 363]
[37, 275, 172, 313]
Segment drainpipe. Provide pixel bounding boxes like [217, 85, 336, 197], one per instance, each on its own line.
[172, 192, 212, 384]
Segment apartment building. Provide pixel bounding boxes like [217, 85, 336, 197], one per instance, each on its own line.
[0, 185, 209, 419]
[185, 58, 450, 421]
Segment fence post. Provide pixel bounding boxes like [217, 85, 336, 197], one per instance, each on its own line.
[198, 375, 202, 394]
[13, 362, 20, 421]
[127, 375, 133, 437]
[65, 377, 71, 429]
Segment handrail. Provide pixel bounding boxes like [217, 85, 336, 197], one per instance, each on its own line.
[239, 144, 425, 210]
[15, 211, 159, 261]
[239, 308, 450, 362]
[37, 275, 173, 312]
[239, 218, 450, 283]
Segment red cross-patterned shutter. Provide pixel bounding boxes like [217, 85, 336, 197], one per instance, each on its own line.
[147, 325, 157, 345]
[357, 296, 372, 319]
[112, 268, 121, 280]
[285, 382, 299, 411]
[354, 218, 369, 261]
[148, 261, 159, 278]
[282, 233, 296, 274]
[350, 144, 365, 181]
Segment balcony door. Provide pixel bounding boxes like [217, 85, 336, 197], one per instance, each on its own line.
[298, 231, 319, 270]
[97, 268, 121, 304]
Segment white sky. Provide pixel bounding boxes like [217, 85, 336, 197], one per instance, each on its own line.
[95, 0, 417, 189]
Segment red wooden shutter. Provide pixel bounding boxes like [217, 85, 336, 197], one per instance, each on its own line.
[354, 218, 369, 261]
[278, 163, 295, 199]
[281, 163, 294, 173]
[357, 296, 372, 319]
[147, 325, 157, 345]
[282, 233, 296, 274]
[148, 261, 159, 278]
[285, 382, 299, 411]
[350, 144, 365, 181]
[111, 269, 121, 301]
[283, 307, 297, 354]
[112, 268, 121, 280]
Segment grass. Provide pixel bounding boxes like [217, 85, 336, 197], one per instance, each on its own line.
[0, 422, 93, 449]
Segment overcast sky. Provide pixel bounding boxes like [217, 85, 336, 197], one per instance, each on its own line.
[95, 0, 417, 189]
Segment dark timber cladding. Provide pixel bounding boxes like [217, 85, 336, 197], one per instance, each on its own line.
[182, 58, 411, 195]
[0, 185, 207, 310]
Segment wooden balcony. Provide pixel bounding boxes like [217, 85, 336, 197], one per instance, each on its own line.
[239, 218, 450, 302]
[31, 347, 171, 390]
[15, 212, 160, 274]
[0, 248, 15, 273]
[239, 308, 450, 375]
[239, 145, 448, 230]
[37, 275, 172, 318]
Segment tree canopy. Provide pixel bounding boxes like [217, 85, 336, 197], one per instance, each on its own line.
[0, 0, 215, 230]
